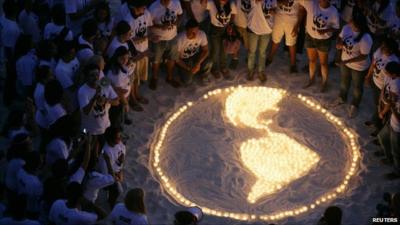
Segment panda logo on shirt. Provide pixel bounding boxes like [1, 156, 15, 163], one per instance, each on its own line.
[262, 0, 274, 19]
[135, 19, 148, 43]
[343, 36, 354, 55]
[216, 8, 231, 26]
[241, 0, 251, 14]
[312, 13, 328, 31]
[374, 58, 385, 75]
[161, 8, 177, 29]
[278, 0, 294, 13]
[183, 42, 200, 59]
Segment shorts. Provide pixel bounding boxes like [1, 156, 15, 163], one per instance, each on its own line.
[304, 33, 331, 52]
[152, 39, 179, 64]
[134, 56, 149, 82]
[272, 16, 297, 46]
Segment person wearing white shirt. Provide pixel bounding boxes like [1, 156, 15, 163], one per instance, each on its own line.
[108, 188, 149, 225]
[107, 46, 134, 127]
[44, 80, 67, 128]
[246, 0, 276, 82]
[233, 0, 251, 50]
[15, 35, 38, 98]
[267, 0, 299, 73]
[16, 151, 42, 218]
[94, 2, 114, 38]
[120, 0, 153, 107]
[106, 21, 131, 58]
[377, 62, 400, 180]
[206, 0, 237, 80]
[175, 19, 211, 86]
[65, 0, 103, 35]
[78, 64, 119, 136]
[44, 4, 74, 42]
[18, 0, 41, 43]
[333, 11, 373, 118]
[76, 19, 98, 64]
[365, 38, 399, 133]
[297, 0, 339, 92]
[182, 0, 209, 27]
[365, 0, 393, 37]
[49, 182, 105, 225]
[148, 0, 183, 90]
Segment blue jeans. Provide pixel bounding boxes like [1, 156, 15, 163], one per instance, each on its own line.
[339, 64, 367, 107]
[378, 123, 400, 174]
[247, 31, 271, 73]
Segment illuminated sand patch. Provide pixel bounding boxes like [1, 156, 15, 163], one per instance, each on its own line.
[150, 86, 361, 222]
[225, 87, 320, 203]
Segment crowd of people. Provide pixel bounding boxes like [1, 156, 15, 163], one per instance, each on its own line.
[0, 0, 399, 224]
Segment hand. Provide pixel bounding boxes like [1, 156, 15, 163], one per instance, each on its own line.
[291, 24, 299, 37]
[115, 172, 123, 182]
[336, 43, 343, 50]
[117, 153, 125, 165]
[191, 63, 201, 74]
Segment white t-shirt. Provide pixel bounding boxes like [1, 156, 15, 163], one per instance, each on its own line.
[372, 48, 399, 89]
[339, 24, 373, 71]
[366, 1, 394, 34]
[43, 23, 74, 41]
[44, 102, 67, 127]
[276, 0, 299, 24]
[49, 199, 98, 225]
[16, 50, 38, 86]
[98, 18, 114, 37]
[188, 0, 208, 23]
[18, 10, 41, 43]
[55, 58, 80, 89]
[177, 30, 208, 59]
[5, 158, 25, 191]
[390, 78, 400, 132]
[69, 167, 86, 184]
[149, 0, 183, 41]
[16, 168, 43, 213]
[207, 0, 237, 27]
[299, 0, 339, 39]
[78, 83, 118, 135]
[234, 0, 251, 28]
[122, 8, 153, 52]
[65, 0, 91, 35]
[247, 0, 277, 35]
[76, 35, 94, 63]
[83, 171, 114, 202]
[46, 138, 72, 166]
[0, 218, 40, 225]
[106, 66, 132, 98]
[102, 142, 126, 173]
[106, 37, 129, 58]
[108, 203, 149, 225]
[0, 16, 21, 49]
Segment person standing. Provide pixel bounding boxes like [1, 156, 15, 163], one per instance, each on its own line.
[246, 0, 277, 82]
[297, 0, 340, 92]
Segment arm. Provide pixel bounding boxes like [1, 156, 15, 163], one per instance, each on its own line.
[176, 59, 191, 71]
[292, 5, 306, 37]
[82, 87, 101, 115]
[191, 45, 209, 74]
[365, 59, 376, 83]
[341, 54, 369, 64]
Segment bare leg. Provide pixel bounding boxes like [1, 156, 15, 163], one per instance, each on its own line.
[288, 45, 297, 66]
[317, 50, 329, 92]
[307, 48, 318, 81]
[166, 59, 175, 81]
[267, 41, 280, 62]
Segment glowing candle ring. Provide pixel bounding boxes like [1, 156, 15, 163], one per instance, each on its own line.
[150, 86, 361, 222]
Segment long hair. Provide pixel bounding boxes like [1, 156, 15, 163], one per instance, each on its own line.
[125, 188, 146, 214]
[351, 7, 370, 42]
[107, 46, 129, 75]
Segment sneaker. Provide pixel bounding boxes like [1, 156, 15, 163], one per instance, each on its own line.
[247, 70, 254, 81]
[380, 158, 393, 166]
[320, 82, 328, 93]
[290, 65, 298, 74]
[348, 105, 358, 118]
[364, 121, 374, 127]
[330, 97, 345, 107]
[385, 172, 400, 180]
[166, 78, 181, 88]
[149, 78, 158, 90]
[212, 70, 221, 79]
[124, 116, 133, 125]
[265, 58, 272, 67]
[258, 72, 267, 83]
[373, 151, 384, 157]
[229, 58, 239, 69]
[222, 69, 233, 80]
[302, 79, 314, 89]
[137, 96, 149, 105]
